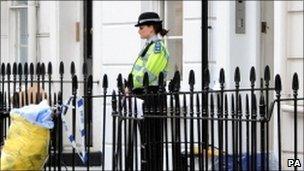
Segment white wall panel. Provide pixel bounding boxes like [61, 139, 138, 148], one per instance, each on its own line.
[101, 25, 140, 64]
[1, 38, 9, 63]
[101, 1, 140, 24]
[0, 1, 9, 35]
[184, 1, 202, 19]
[37, 1, 51, 33]
[287, 1, 304, 11]
[287, 13, 303, 58]
[183, 20, 202, 63]
[37, 38, 51, 62]
[1, 1, 9, 62]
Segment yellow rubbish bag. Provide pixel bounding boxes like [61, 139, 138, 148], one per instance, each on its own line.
[0, 114, 50, 170]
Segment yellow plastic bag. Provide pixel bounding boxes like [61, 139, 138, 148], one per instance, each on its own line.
[0, 114, 50, 170]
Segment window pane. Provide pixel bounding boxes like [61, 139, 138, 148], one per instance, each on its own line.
[166, 1, 183, 36]
[13, 0, 28, 6]
[18, 8, 28, 63]
[167, 39, 183, 79]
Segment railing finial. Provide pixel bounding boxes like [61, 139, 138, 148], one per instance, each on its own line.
[70, 61, 76, 75]
[292, 73, 299, 91]
[1, 63, 5, 76]
[275, 74, 282, 93]
[219, 68, 225, 84]
[6, 63, 11, 75]
[18, 63, 23, 76]
[48, 62, 53, 75]
[24, 63, 28, 75]
[103, 74, 109, 89]
[264, 65, 270, 83]
[234, 67, 241, 83]
[250, 66, 256, 83]
[30, 63, 34, 75]
[59, 61, 64, 75]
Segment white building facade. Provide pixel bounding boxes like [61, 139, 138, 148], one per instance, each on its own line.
[1, 1, 303, 169]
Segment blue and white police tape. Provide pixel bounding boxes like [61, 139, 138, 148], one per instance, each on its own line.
[60, 97, 87, 164]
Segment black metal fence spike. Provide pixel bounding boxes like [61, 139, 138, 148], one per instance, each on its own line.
[275, 75, 282, 92]
[292, 73, 299, 91]
[259, 94, 265, 106]
[88, 75, 93, 91]
[72, 75, 78, 91]
[82, 63, 87, 75]
[41, 63, 46, 75]
[59, 61, 64, 74]
[143, 72, 149, 88]
[1, 63, 5, 76]
[264, 65, 270, 83]
[36, 62, 41, 75]
[204, 68, 210, 86]
[117, 74, 123, 92]
[246, 94, 249, 114]
[158, 72, 164, 87]
[127, 73, 133, 89]
[219, 68, 225, 84]
[70, 62, 76, 75]
[225, 94, 228, 112]
[250, 67, 256, 83]
[234, 67, 241, 83]
[259, 94, 265, 117]
[239, 94, 242, 113]
[13, 62, 17, 75]
[6, 63, 11, 75]
[210, 94, 214, 109]
[189, 70, 195, 86]
[103, 74, 108, 89]
[169, 80, 174, 92]
[58, 91, 62, 100]
[252, 94, 257, 113]
[53, 92, 57, 105]
[18, 63, 23, 75]
[112, 90, 117, 111]
[47, 62, 52, 75]
[24, 63, 28, 75]
[30, 63, 34, 75]
[217, 93, 221, 110]
[174, 71, 181, 91]
[231, 94, 235, 111]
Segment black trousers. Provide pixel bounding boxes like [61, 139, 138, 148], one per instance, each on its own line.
[134, 87, 165, 171]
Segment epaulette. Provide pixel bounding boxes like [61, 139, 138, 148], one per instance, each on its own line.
[154, 41, 161, 53]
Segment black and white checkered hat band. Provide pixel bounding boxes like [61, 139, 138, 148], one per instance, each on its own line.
[138, 18, 162, 24]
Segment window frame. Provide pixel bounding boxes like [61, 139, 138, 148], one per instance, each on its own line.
[9, 1, 29, 63]
[158, 1, 184, 79]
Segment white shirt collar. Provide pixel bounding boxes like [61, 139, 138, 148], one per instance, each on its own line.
[146, 34, 161, 44]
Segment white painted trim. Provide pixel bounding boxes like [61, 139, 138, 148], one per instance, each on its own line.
[282, 104, 304, 115]
[28, 1, 37, 63]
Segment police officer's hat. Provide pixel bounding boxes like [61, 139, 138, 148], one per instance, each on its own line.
[135, 12, 162, 27]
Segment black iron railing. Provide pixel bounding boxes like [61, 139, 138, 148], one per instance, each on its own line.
[0, 62, 94, 171]
[0, 63, 303, 171]
[110, 66, 303, 171]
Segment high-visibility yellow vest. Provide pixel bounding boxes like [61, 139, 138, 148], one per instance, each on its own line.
[131, 40, 169, 89]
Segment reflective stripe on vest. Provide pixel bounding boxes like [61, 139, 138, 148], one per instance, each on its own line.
[131, 40, 169, 88]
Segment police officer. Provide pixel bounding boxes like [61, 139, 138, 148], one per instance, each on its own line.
[131, 12, 169, 90]
[131, 12, 170, 170]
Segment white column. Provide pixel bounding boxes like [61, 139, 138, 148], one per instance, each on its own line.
[274, 1, 287, 95]
[49, 1, 60, 80]
[28, 1, 37, 63]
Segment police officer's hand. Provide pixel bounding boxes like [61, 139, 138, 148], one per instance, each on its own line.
[124, 87, 130, 97]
